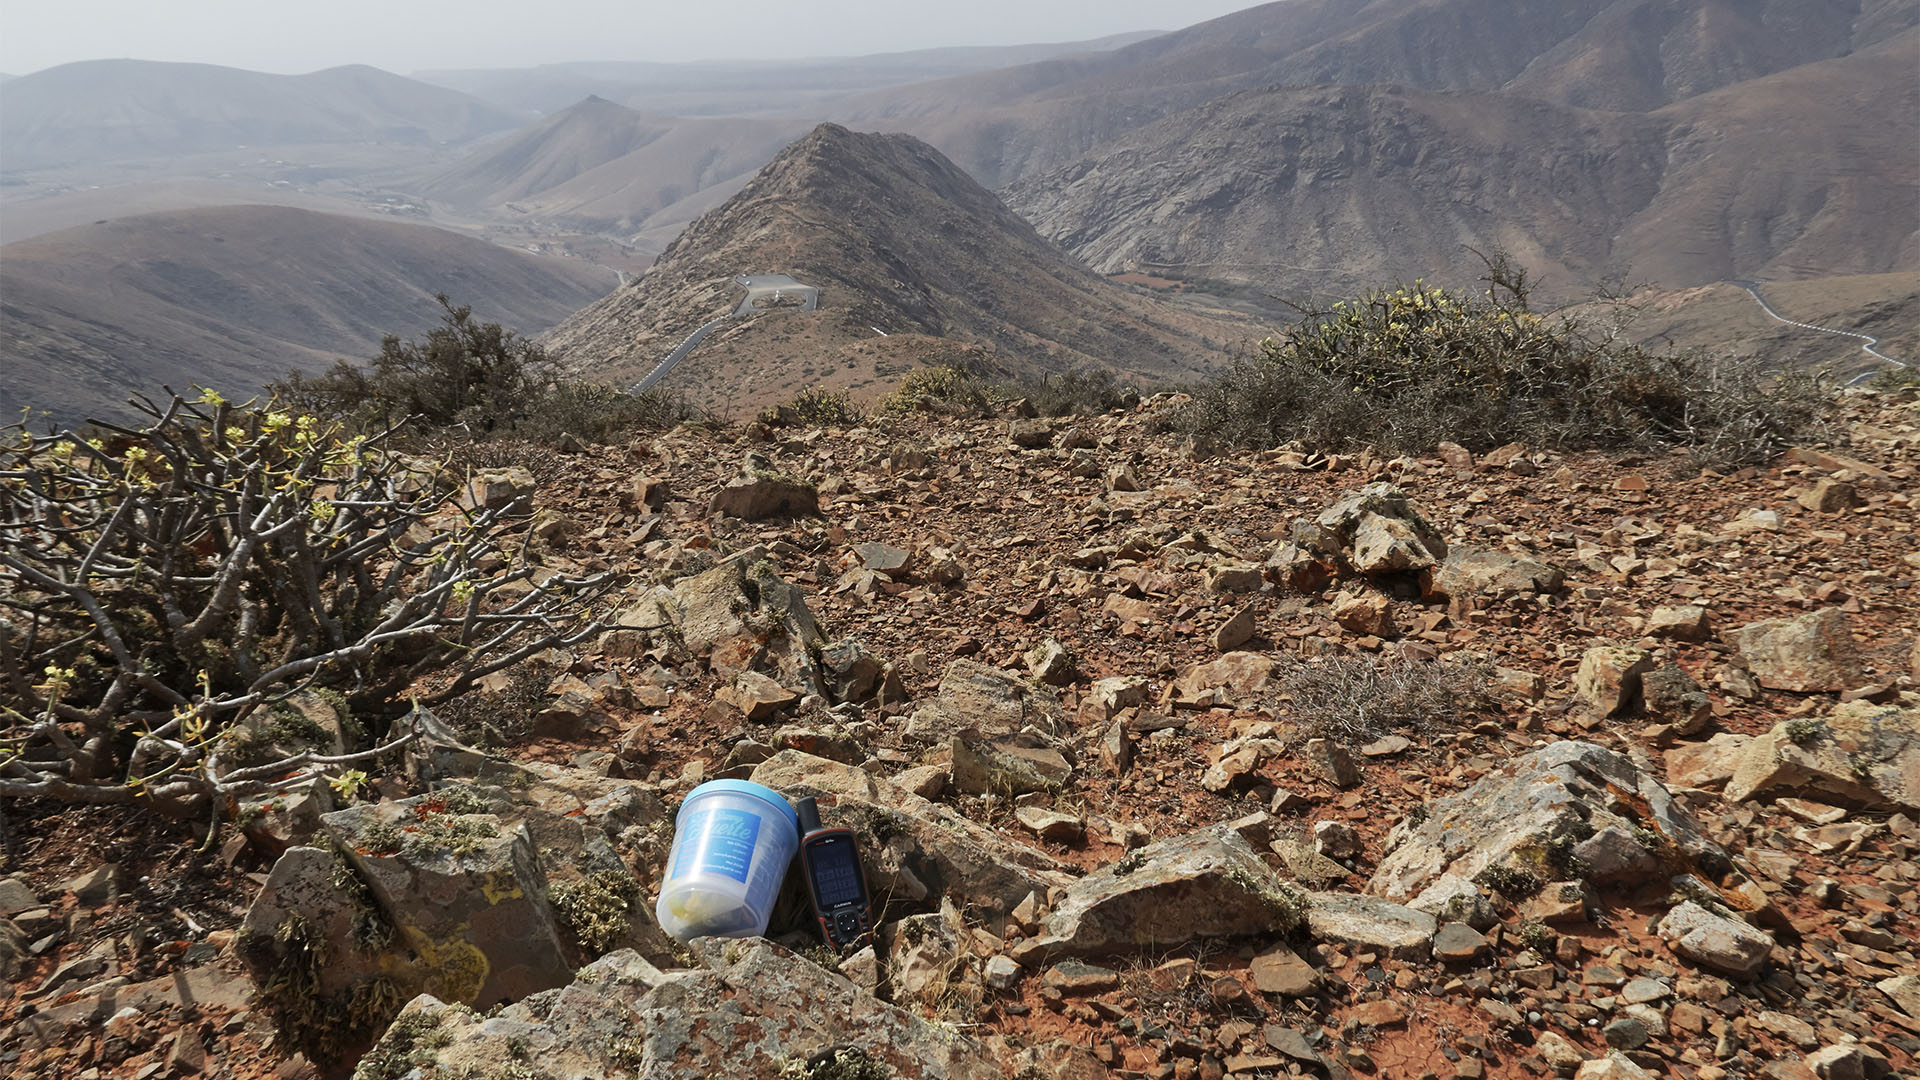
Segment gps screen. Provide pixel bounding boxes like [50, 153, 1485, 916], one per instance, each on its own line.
[808, 837, 864, 908]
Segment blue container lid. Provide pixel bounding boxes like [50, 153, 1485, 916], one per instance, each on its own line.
[678, 779, 800, 833]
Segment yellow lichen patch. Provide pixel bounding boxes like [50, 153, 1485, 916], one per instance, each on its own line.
[480, 871, 525, 906]
[407, 928, 490, 1004]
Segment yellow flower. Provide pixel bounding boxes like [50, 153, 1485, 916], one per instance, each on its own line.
[225, 426, 247, 443]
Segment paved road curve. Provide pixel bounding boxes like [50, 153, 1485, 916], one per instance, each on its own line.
[628, 274, 820, 394]
[1727, 279, 1908, 385]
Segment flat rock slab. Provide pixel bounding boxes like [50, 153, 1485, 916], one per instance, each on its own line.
[1036, 825, 1309, 956]
[1305, 893, 1436, 961]
[1370, 741, 1743, 905]
[365, 941, 1001, 1080]
[1657, 901, 1774, 979]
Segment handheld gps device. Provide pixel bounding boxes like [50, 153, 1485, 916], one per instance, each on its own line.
[794, 796, 871, 953]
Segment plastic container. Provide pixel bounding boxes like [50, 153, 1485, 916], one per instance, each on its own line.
[654, 779, 799, 942]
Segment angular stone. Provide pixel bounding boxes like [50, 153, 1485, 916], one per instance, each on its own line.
[1208, 564, 1265, 594]
[1015, 807, 1086, 844]
[1313, 820, 1361, 859]
[854, 541, 911, 573]
[1432, 922, 1490, 963]
[1657, 900, 1773, 978]
[1213, 602, 1258, 652]
[1042, 960, 1121, 993]
[1371, 741, 1753, 905]
[323, 802, 573, 1008]
[463, 466, 535, 513]
[1304, 893, 1436, 961]
[1316, 484, 1447, 576]
[716, 671, 800, 720]
[1303, 738, 1360, 788]
[1645, 605, 1714, 642]
[821, 639, 888, 703]
[1083, 676, 1148, 722]
[1798, 478, 1858, 514]
[1035, 825, 1310, 955]
[1878, 974, 1920, 1017]
[1733, 608, 1865, 692]
[1664, 733, 1753, 789]
[1725, 700, 1919, 811]
[1248, 942, 1321, 996]
[1174, 652, 1282, 703]
[1641, 663, 1712, 734]
[1573, 1053, 1657, 1080]
[1427, 546, 1565, 600]
[1575, 645, 1653, 715]
[950, 735, 1068, 795]
[924, 660, 1063, 738]
[1025, 639, 1077, 686]
[1804, 1045, 1867, 1080]
[709, 474, 818, 519]
[1331, 589, 1396, 637]
[0, 877, 38, 917]
[1351, 512, 1441, 575]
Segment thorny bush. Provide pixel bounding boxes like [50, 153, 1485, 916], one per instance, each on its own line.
[273, 295, 690, 447]
[1172, 255, 1829, 465]
[0, 391, 611, 819]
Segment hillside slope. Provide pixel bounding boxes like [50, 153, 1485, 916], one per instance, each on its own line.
[0, 60, 521, 172]
[1005, 33, 1918, 299]
[0, 205, 612, 424]
[541, 124, 1254, 411]
[837, 0, 1913, 187]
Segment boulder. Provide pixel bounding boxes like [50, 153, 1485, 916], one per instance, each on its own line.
[1034, 824, 1311, 956]
[1732, 609, 1865, 692]
[1723, 699, 1920, 811]
[1370, 742, 1754, 908]
[1427, 546, 1566, 600]
[750, 751, 1073, 915]
[1656, 900, 1774, 978]
[1314, 483, 1447, 576]
[360, 941, 1002, 1080]
[463, 466, 535, 513]
[709, 473, 819, 520]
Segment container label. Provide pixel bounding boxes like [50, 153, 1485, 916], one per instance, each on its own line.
[670, 807, 763, 884]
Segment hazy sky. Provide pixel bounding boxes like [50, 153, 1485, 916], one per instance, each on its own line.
[1, 0, 1264, 76]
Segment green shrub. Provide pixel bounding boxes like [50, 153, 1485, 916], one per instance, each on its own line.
[274, 296, 689, 447]
[766, 386, 865, 427]
[1018, 367, 1136, 417]
[1170, 258, 1828, 465]
[879, 363, 999, 417]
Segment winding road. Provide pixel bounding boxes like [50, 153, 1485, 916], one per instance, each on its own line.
[628, 274, 820, 394]
[1727, 280, 1908, 385]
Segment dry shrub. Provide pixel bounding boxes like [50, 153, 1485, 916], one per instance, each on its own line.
[1282, 653, 1496, 746]
[1172, 257, 1830, 466]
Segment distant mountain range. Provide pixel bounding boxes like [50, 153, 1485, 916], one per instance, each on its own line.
[410, 33, 1167, 115]
[417, 97, 808, 241]
[0, 205, 612, 424]
[0, 59, 521, 171]
[541, 124, 1254, 413]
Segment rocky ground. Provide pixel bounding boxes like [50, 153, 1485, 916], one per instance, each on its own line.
[3, 387, 1917, 1080]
